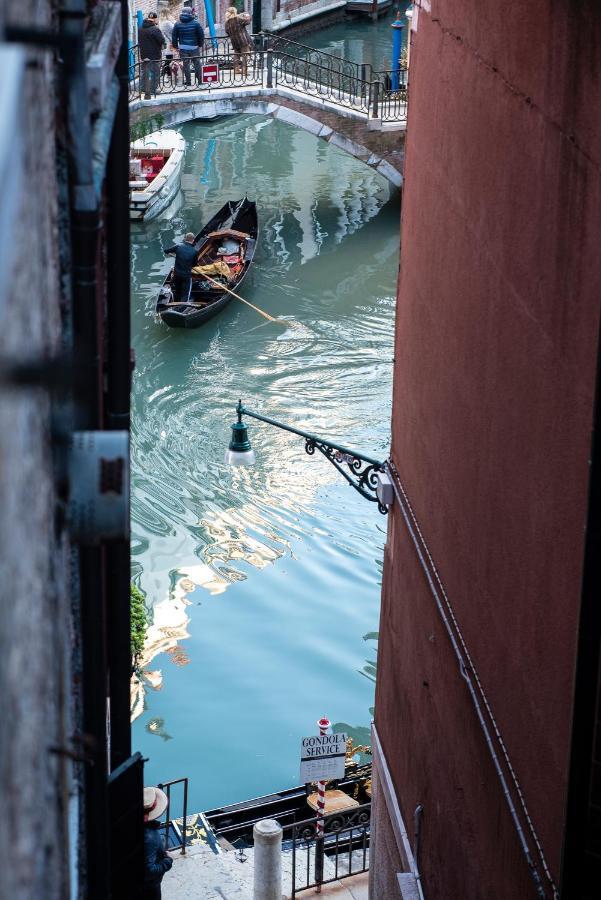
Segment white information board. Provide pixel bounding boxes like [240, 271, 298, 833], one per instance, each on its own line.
[300, 732, 348, 783]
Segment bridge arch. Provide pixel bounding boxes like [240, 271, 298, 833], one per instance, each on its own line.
[130, 93, 403, 188]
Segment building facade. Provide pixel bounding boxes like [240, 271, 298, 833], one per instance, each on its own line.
[1, 2, 140, 897]
[371, 1, 601, 898]
[131, 0, 346, 36]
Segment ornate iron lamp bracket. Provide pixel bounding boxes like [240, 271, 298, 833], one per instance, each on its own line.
[304, 438, 388, 514]
[232, 401, 389, 514]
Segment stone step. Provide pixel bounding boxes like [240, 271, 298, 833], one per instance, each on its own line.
[162, 841, 369, 900]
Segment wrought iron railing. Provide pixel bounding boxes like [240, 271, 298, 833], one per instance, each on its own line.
[266, 34, 378, 84]
[273, 51, 373, 114]
[128, 34, 407, 122]
[159, 777, 189, 854]
[378, 68, 408, 121]
[290, 801, 371, 896]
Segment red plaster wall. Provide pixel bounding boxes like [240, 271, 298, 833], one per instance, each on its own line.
[376, 1, 601, 897]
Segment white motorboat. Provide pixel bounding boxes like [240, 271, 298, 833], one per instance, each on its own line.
[129, 129, 185, 221]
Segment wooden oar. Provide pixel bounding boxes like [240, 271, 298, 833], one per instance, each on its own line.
[196, 275, 299, 328]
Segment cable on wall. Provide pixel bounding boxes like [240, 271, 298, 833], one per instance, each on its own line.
[386, 458, 558, 899]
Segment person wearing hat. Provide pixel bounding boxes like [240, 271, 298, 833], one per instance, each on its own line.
[224, 6, 253, 77]
[164, 232, 199, 303]
[138, 11, 166, 99]
[143, 786, 174, 898]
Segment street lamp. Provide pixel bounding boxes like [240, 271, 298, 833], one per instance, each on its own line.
[225, 400, 393, 513]
[224, 401, 256, 466]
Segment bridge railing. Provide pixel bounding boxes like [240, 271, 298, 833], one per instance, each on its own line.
[128, 40, 407, 123]
[377, 69, 408, 121]
[264, 34, 378, 83]
[273, 51, 373, 115]
[129, 48, 264, 101]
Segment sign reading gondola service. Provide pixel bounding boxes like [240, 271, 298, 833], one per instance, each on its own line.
[300, 732, 348, 783]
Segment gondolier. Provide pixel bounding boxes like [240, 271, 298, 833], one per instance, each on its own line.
[164, 232, 198, 302]
[157, 199, 258, 328]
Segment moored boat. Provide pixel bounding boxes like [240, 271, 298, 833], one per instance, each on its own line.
[201, 763, 371, 847]
[156, 198, 258, 329]
[129, 129, 185, 221]
[346, 0, 392, 16]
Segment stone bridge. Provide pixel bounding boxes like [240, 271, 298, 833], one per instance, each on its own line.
[129, 39, 406, 186]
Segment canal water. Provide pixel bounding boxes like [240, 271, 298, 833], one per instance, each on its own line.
[304, 3, 412, 71]
[130, 16, 400, 816]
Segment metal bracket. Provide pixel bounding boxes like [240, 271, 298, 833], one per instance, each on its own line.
[305, 438, 388, 514]
[68, 431, 130, 543]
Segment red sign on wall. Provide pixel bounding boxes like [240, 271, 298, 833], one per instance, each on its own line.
[201, 64, 219, 84]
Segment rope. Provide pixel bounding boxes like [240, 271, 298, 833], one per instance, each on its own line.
[386, 459, 558, 899]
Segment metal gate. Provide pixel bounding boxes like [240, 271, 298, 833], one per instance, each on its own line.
[291, 801, 370, 896]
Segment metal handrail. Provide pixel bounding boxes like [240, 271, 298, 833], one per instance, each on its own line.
[273, 51, 374, 115]
[265, 34, 376, 81]
[290, 801, 371, 897]
[128, 44, 407, 122]
[129, 34, 407, 81]
[159, 777, 189, 854]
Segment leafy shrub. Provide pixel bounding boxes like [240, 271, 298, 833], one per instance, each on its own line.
[131, 583, 148, 672]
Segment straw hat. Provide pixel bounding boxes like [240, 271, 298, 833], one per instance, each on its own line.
[143, 786, 169, 822]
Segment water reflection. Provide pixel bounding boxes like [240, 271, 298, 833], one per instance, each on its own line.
[131, 112, 398, 812]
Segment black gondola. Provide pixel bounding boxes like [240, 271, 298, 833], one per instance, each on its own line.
[202, 764, 372, 847]
[157, 198, 258, 328]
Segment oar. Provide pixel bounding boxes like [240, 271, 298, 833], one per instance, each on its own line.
[195, 275, 300, 328]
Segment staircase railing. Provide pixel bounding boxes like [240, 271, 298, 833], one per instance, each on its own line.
[160, 776, 189, 854]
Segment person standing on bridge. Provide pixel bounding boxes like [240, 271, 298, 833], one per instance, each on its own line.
[138, 11, 166, 100]
[172, 6, 204, 87]
[224, 6, 253, 78]
[159, 9, 175, 48]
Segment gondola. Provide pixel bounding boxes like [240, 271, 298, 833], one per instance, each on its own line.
[156, 198, 258, 329]
[201, 763, 372, 847]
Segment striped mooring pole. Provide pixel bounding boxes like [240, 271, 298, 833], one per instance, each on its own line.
[315, 715, 331, 892]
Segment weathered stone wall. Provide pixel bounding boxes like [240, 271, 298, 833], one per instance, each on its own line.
[0, 2, 78, 897]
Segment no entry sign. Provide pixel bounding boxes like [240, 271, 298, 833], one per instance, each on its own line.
[300, 732, 348, 783]
[201, 63, 219, 84]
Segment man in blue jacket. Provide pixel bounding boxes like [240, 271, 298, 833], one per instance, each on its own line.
[165, 232, 198, 303]
[172, 7, 204, 87]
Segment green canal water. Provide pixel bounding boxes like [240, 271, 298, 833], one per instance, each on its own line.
[131, 15, 401, 816]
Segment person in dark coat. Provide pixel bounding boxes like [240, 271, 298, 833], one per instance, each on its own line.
[139, 12, 166, 99]
[143, 786, 175, 899]
[165, 232, 198, 302]
[224, 6, 253, 76]
[172, 8, 204, 87]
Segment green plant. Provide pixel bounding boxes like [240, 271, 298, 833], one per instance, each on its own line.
[131, 583, 148, 672]
[130, 113, 166, 143]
